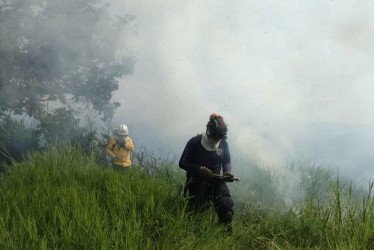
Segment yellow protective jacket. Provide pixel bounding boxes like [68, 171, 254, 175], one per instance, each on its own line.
[106, 137, 135, 167]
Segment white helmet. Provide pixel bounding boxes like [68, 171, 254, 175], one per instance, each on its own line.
[116, 124, 129, 136]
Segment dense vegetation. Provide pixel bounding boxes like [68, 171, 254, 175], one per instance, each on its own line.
[0, 0, 134, 120]
[0, 0, 134, 163]
[0, 146, 373, 249]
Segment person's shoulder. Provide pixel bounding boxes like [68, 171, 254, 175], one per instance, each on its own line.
[108, 137, 117, 144]
[220, 139, 229, 147]
[191, 133, 202, 141]
[187, 134, 202, 144]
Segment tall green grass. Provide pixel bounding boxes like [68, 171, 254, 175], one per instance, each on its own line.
[0, 146, 373, 249]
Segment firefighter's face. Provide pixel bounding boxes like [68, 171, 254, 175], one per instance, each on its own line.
[208, 129, 226, 142]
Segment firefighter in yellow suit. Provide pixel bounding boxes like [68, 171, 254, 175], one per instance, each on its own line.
[106, 124, 135, 170]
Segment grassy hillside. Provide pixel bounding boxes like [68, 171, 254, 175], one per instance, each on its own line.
[0, 146, 373, 249]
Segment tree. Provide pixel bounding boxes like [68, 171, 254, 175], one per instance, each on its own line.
[0, 0, 135, 163]
[0, 0, 134, 121]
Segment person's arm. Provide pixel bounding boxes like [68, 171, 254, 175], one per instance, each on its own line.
[222, 140, 232, 173]
[106, 138, 116, 158]
[179, 137, 200, 176]
[125, 137, 135, 152]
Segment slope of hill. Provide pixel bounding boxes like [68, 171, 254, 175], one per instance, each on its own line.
[0, 146, 373, 249]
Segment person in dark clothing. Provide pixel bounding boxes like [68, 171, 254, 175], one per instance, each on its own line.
[179, 113, 235, 227]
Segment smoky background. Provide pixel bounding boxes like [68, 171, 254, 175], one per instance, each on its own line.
[108, 0, 374, 183]
[1, 0, 374, 206]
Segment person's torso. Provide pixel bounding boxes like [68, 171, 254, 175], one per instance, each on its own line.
[111, 139, 132, 167]
[190, 135, 224, 174]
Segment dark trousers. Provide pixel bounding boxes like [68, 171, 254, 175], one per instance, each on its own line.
[185, 177, 234, 224]
[112, 164, 131, 171]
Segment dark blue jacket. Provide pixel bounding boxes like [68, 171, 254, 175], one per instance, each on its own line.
[179, 134, 231, 177]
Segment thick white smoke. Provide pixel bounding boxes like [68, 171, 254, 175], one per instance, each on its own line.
[109, 0, 374, 180]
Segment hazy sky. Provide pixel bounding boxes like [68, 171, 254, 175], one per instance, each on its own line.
[109, 1, 374, 180]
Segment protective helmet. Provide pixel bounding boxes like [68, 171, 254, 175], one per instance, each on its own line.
[116, 124, 129, 136]
[206, 113, 228, 140]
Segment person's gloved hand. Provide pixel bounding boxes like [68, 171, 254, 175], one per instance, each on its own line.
[109, 153, 117, 161]
[119, 135, 128, 148]
[223, 172, 234, 182]
[199, 166, 214, 180]
[119, 140, 126, 148]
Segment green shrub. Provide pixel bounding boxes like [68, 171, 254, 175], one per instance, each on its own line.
[0, 114, 40, 164]
[1, 146, 373, 249]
